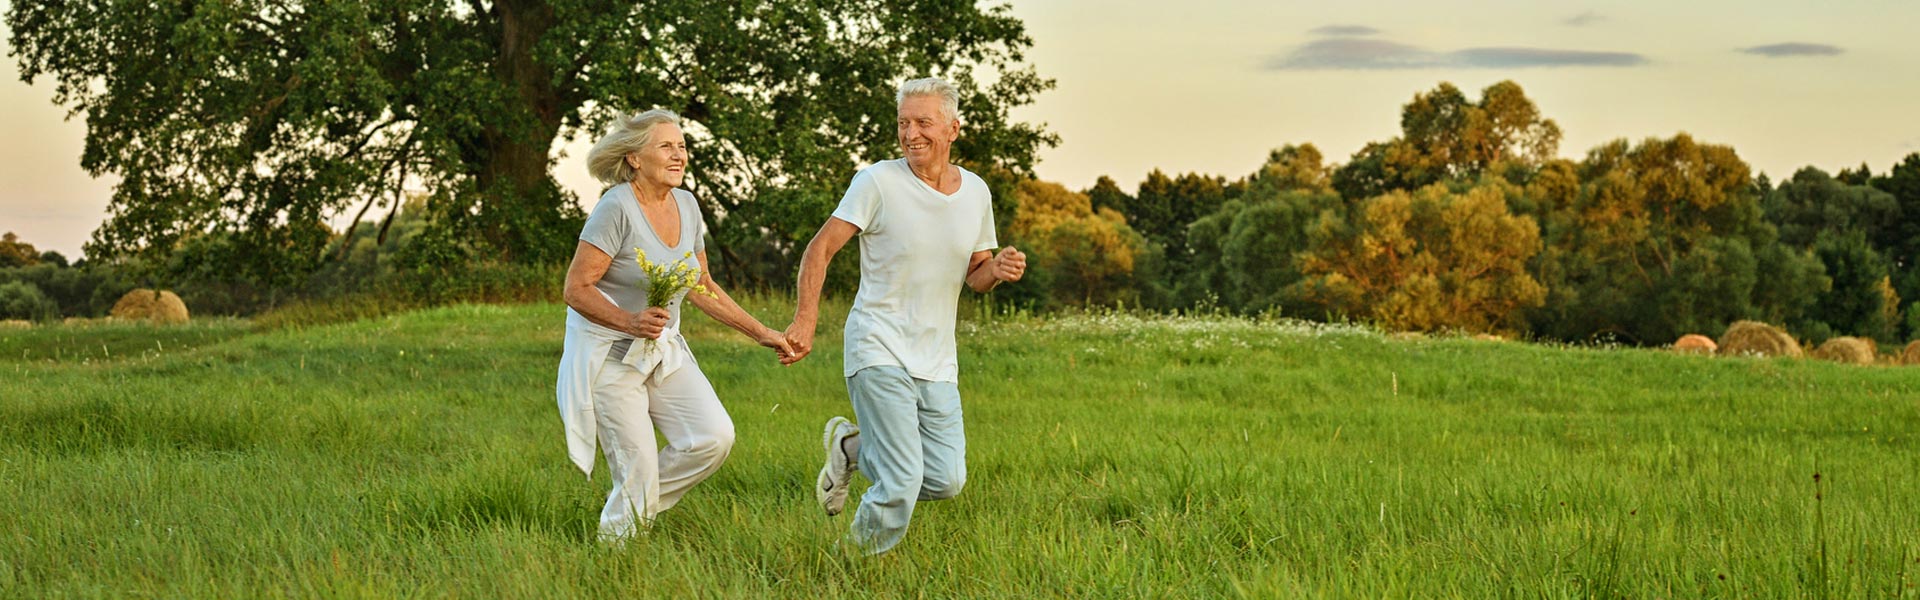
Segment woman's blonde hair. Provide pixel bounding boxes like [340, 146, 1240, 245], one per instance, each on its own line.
[586, 109, 682, 184]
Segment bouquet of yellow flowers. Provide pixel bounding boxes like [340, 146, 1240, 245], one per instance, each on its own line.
[639, 249, 716, 309]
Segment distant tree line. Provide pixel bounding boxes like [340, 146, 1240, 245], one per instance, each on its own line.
[998, 81, 1920, 346]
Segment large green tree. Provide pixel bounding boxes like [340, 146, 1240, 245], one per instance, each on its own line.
[1297, 180, 1546, 333]
[1763, 167, 1904, 341]
[1866, 153, 1920, 332]
[8, 0, 1054, 285]
[1765, 167, 1898, 248]
[1179, 144, 1336, 314]
[0, 232, 40, 268]
[1529, 134, 1826, 343]
[1006, 179, 1150, 308]
[1332, 80, 1561, 201]
[1121, 169, 1236, 262]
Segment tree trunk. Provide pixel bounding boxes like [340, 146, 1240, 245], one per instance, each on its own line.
[469, 0, 570, 262]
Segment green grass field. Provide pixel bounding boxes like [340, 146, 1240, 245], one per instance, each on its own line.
[3, 299, 1918, 597]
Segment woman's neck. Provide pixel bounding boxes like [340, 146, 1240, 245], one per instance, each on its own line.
[630, 178, 673, 205]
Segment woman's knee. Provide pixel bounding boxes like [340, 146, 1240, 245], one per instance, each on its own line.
[707, 425, 738, 456]
[682, 424, 735, 461]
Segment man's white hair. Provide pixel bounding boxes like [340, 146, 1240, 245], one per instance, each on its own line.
[586, 109, 681, 184]
[897, 77, 962, 125]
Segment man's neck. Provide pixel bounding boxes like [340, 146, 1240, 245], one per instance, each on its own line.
[906, 158, 950, 186]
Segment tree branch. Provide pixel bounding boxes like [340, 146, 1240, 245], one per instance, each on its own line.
[331, 124, 417, 260]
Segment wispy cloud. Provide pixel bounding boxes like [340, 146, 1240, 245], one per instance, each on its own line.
[1563, 11, 1604, 27]
[1267, 38, 1435, 70]
[1310, 24, 1381, 36]
[1739, 42, 1844, 57]
[1265, 38, 1648, 70]
[1453, 47, 1646, 68]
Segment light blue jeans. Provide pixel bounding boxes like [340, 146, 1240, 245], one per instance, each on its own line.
[845, 365, 967, 554]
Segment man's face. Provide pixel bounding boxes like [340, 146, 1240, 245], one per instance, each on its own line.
[897, 94, 958, 166]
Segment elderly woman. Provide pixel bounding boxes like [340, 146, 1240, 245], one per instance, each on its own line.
[556, 109, 793, 541]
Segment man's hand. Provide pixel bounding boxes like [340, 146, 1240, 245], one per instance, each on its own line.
[991, 246, 1027, 282]
[782, 321, 816, 365]
[629, 307, 671, 339]
[753, 327, 798, 365]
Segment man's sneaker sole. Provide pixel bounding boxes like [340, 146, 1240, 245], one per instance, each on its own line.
[817, 416, 855, 516]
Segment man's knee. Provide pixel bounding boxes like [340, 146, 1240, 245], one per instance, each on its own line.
[920, 468, 965, 500]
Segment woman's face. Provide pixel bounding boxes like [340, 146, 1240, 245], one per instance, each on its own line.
[627, 123, 688, 188]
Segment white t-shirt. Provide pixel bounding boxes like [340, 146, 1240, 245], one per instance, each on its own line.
[831, 159, 997, 382]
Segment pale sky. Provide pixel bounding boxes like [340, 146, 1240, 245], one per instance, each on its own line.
[5, 0, 1918, 259]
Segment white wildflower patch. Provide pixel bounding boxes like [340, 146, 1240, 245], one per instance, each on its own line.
[969, 310, 1383, 352]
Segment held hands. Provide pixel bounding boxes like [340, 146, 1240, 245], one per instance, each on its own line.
[770, 248, 1024, 367]
[754, 326, 799, 365]
[991, 246, 1027, 282]
[628, 307, 671, 339]
[780, 321, 816, 366]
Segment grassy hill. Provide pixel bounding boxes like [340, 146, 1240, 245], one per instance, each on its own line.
[3, 300, 1917, 597]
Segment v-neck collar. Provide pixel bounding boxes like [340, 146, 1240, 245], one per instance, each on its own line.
[629, 184, 689, 252]
[901, 160, 963, 200]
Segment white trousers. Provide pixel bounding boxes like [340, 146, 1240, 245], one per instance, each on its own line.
[591, 349, 735, 540]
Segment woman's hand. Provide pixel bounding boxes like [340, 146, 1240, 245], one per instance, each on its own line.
[782, 321, 815, 365]
[628, 307, 671, 339]
[754, 327, 800, 365]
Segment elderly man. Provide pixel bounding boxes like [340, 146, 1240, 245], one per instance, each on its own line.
[784, 77, 1027, 555]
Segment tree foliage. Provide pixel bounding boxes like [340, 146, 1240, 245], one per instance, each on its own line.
[0, 260, 137, 319]
[1762, 167, 1905, 341]
[1008, 180, 1148, 307]
[0, 280, 60, 321]
[1764, 168, 1898, 248]
[1080, 81, 1912, 345]
[1528, 134, 1825, 343]
[0, 232, 40, 268]
[7, 0, 1054, 287]
[1179, 144, 1337, 314]
[1332, 81, 1561, 200]
[1299, 181, 1546, 333]
[1867, 153, 1920, 325]
[1120, 169, 1237, 262]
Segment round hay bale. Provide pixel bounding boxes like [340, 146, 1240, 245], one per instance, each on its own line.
[1717, 320, 1801, 358]
[1672, 334, 1718, 355]
[1810, 337, 1876, 365]
[110, 289, 190, 324]
[1900, 341, 1920, 366]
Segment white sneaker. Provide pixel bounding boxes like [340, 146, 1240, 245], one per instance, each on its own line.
[816, 416, 858, 516]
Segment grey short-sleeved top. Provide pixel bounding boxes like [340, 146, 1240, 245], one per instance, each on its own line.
[578, 184, 708, 335]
